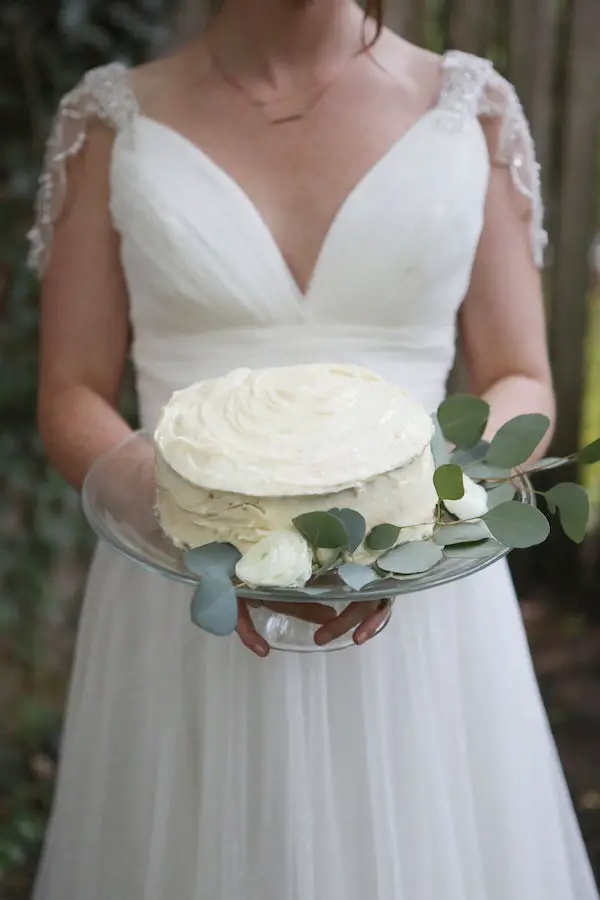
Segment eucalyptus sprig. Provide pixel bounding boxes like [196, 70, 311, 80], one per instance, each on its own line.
[182, 393, 600, 637]
[436, 394, 598, 547]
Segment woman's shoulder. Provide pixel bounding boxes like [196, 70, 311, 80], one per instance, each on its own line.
[53, 61, 139, 133]
[53, 45, 201, 129]
[375, 33, 516, 118]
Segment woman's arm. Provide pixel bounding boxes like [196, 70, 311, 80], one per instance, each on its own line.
[37, 124, 132, 490]
[459, 127, 555, 461]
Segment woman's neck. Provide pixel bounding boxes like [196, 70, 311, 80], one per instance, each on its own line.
[206, 0, 367, 81]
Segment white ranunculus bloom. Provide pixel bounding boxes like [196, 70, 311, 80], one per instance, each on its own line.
[444, 474, 489, 520]
[235, 531, 314, 588]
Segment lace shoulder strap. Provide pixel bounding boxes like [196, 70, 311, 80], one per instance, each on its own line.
[27, 62, 139, 275]
[439, 50, 547, 268]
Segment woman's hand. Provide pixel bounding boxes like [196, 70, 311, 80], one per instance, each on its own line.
[313, 600, 392, 647]
[236, 597, 339, 657]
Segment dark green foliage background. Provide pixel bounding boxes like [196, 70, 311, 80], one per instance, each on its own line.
[0, 2, 174, 892]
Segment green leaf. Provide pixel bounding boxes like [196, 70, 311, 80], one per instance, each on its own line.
[377, 541, 443, 574]
[293, 511, 349, 549]
[190, 577, 238, 635]
[433, 464, 465, 501]
[443, 539, 505, 559]
[486, 414, 550, 468]
[543, 483, 590, 544]
[328, 508, 366, 553]
[338, 563, 379, 590]
[483, 502, 550, 549]
[365, 523, 401, 551]
[185, 542, 242, 578]
[437, 394, 490, 448]
[464, 462, 511, 481]
[433, 521, 490, 546]
[450, 441, 490, 468]
[430, 414, 450, 467]
[525, 456, 568, 473]
[485, 482, 517, 509]
[579, 438, 600, 465]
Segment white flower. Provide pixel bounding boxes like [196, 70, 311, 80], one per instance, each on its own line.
[444, 474, 489, 520]
[235, 531, 314, 588]
[315, 547, 339, 569]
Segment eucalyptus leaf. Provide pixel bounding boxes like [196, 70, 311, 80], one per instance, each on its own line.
[377, 541, 443, 574]
[185, 542, 242, 578]
[485, 482, 517, 509]
[190, 577, 238, 636]
[451, 441, 490, 468]
[430, 414, 450, 467]
[443, 539, 505, 559]
[337, 563, 379, 591]
[486, 414, 550, 468]
[433, 521, 490, 546]
[464, 462, 511, 481]
[433, 464, 465, 501]
[365, 523, 401, 551]
[328, 508, 366, 553]
[483, 502, 550, 549]
[437, 394, 490, 448]
[579, 438, 600, 465]
[525, 456, 568, 473]
[293, 511, 349, 549]
[544, 483, 590, 544]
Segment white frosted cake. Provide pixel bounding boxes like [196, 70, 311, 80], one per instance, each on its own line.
[154, 364, 437, 553]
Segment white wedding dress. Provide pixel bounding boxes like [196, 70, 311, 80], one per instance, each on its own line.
[29, 51, 598, 900]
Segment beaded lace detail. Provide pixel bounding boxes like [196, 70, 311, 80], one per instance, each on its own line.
[440, 51, 547, 267]
[27, 62, 139, 274]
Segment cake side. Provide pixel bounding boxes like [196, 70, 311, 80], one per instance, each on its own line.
[156, 445, 437, 554]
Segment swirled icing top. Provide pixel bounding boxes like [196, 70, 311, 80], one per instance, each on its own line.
[154, 364, 434, 497]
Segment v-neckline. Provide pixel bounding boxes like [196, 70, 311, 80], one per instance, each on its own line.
[137, 106, 440, 302]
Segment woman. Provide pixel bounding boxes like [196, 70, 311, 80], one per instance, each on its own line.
[30, 0, 599, 897]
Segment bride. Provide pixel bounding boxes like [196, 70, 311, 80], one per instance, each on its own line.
[30, 0, 599, 897]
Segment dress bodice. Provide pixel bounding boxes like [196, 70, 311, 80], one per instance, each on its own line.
[28, 51, 545, 426]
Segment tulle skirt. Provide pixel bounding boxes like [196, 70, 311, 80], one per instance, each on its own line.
[34, 544, 598, 900]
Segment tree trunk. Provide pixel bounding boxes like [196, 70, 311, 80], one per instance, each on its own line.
[549, 0, 600, 458]
[529, 0, 560, 176]
[171, 0, 211, 41]
[508, 0, 537, 112]
[385, 0, 427, 44]
[448, 0, 495, 56]
[508, 0, 559, 176]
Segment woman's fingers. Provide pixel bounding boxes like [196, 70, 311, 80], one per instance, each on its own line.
[236, 598, 270, 658]
[353, 601, 392, 646]
[262, 600, 338, 625]
[314, 600, 378, 645]
[237, 595, 389, 655]
[314, 600, 392, 646]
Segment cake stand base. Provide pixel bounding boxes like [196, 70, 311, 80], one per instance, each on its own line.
[247, 599, 395, 653]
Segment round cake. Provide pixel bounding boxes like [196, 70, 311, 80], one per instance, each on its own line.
[154, 363, 437, 553]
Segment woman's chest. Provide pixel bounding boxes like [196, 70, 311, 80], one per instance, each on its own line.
[111, 108, 491, 337]
[133, 68, 444, 294]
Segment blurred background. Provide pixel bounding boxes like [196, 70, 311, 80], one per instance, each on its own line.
[0, 0, 599, 896]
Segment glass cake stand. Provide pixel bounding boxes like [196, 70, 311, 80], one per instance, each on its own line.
[82, 432, 535, 652]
